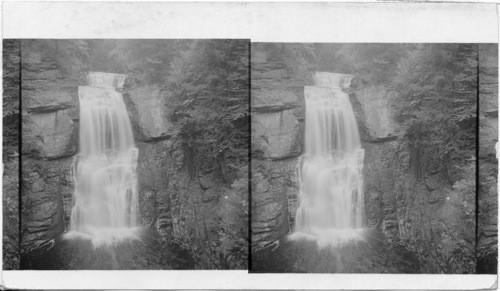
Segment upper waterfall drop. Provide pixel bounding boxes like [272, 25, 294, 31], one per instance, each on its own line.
[291, 72, 365, 248]
[65, 71, 140, 246]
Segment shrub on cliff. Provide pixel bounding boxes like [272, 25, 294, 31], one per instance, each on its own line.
[166, 40, 249, 183]
[393, 44, 477, 183]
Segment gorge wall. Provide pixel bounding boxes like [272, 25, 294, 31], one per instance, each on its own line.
[251, 44, 488, 274]
[251, 44, 307, 250]
[19, 40, 247, 270]
[250, 44, 404, 253]
[21, 44, 82, 254]
[250, 45, 405, 252]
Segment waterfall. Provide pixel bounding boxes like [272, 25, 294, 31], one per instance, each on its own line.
[64, 72, 140, 246]
[290, 72, 365, 248]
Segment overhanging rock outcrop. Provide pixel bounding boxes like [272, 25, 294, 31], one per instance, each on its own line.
[354, 87, 398, 142]
[126, 86, 174, 141]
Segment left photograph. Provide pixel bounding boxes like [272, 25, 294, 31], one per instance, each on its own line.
[4, 39, 249, 270]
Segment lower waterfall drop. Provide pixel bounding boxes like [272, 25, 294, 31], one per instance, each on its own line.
[290, 72, 365, 248]
[64, 72, 140, 246]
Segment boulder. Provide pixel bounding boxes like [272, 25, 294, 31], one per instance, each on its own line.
[127, 86, 173, 140]
[23, 109, 77, 159]
[425, 176, 441, 191]
[252, 109, 302, 159]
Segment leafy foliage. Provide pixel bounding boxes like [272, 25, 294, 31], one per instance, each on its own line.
[327, 44, 405, 86]
[106, 40, 190, 84]
[23, 40, 91, 77]
[312, 43, 477, 183]
[166, 40, 249, 182]
[314, 43, 479, 273]
[392, 44, 477, 182]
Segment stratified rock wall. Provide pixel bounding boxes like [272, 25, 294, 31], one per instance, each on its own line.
[251, 44, 308, 250]
[350, 87, 400, 238]
[21, 42, 81, 254]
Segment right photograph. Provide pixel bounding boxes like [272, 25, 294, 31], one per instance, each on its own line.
[250, 43, 498, 274]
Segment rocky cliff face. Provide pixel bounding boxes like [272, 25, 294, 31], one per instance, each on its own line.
[353, 83, 477, 273]
[125, 86, 174, 141]
[251, 44, 480, 273]
[125, 84, 247, 269]
[21, 44, 82, 255]
[477, 44, 498, 273]
[350, 87, 400, 237]
[353, 88, 398, 142]
[251, 45, 308, 250]
[3, 39, 21, 270]
[20, 41, 246, 269]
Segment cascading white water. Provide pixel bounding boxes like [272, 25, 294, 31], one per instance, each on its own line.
[290, 72, 365, 247]
[64, 72, 140, 246]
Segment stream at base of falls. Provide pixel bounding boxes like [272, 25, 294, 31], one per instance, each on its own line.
[252, 229, 421, 273]
[20, 228, 195, 270]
